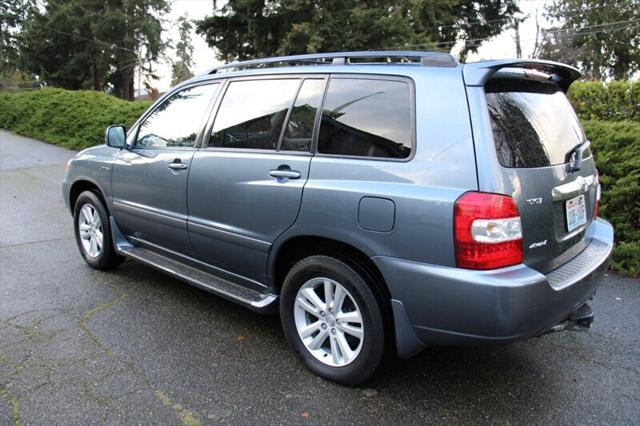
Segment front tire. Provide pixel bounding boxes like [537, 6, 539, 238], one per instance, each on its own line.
[280, 255, 388, 385]
[73, 191, 124, 270]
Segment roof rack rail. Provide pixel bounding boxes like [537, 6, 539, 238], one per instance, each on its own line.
[206, 51, 459, 74]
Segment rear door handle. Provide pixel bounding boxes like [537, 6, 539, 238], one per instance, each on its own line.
[168, 160, 188, 170]
[269, 169, 301, 179]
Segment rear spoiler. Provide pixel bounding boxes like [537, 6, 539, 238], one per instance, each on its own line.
[463, 59, 581, 93]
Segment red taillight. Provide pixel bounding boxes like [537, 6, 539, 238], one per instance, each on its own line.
[594, 169, 601, 218]
[454, 192, 523, 270]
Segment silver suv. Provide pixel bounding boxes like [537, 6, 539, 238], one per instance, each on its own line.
[63, 51, 613, 385]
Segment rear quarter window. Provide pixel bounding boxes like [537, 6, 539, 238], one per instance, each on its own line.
[318, 78, 412, 159]
[485, 78, 586, 168]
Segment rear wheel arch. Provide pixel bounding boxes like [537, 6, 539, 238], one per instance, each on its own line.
[271, 236, 394, 335]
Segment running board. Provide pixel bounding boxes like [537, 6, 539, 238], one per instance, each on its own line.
[117, 245, 278, 313]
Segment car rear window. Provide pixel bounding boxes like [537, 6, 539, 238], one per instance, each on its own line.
[485, 78, 585, 168]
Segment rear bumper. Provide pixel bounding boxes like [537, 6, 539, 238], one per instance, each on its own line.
[373, 218, 614, 358]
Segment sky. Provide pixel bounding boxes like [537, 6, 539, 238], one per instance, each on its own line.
[148, 0, 554, 93]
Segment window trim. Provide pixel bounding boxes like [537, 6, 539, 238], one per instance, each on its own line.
[275, 79, 304, 152]
[279, 77, 329, 154]
[131, 81, 222, 151]
[199, 73, 328, 155]
[313, 74, 417, 163]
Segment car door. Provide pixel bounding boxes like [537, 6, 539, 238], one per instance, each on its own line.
[187, 76, 326, 286]
[111, 83, 220, 256]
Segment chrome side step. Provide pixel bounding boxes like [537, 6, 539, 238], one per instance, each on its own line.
[110, 219, 277, 313]
[121, 246, 278, 312]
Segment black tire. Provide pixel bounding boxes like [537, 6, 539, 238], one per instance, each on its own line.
[280, 255, 388, 385]
[73, 190, 125, 270]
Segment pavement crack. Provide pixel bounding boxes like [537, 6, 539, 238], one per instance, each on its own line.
[554, 343, 640, 375]
[0, 387, 20, 426]
[154, 390, 201, 426]
[0, 237, 74, 249]
[1, 309, 72, 335]
[78, 293, 129, 360]
[74, 292, 203, 425]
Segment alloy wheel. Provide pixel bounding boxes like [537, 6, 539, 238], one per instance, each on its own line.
[293, 277, 364, 367]
[78, 203, 103, 258]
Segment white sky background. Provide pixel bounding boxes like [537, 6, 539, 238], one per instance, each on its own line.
[147, 0, 553, 93]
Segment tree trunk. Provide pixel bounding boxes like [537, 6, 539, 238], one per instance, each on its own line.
[592, 63, 602, 81]
[93, 64, 102, 91]
[118, 65, 136, 101]
[129, 78, 134, 101]
[121, 73, 131, 101]
[514, 20, 522, 59]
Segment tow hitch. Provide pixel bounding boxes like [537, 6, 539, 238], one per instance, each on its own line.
[544, 303, 594, 334]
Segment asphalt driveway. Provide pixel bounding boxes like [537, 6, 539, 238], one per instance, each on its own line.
[1, 130, 639, 425]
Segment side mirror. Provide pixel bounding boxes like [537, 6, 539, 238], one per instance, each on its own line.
[105, 125, 126, 148]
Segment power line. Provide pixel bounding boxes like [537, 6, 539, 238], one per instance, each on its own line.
[382, 18, 640, 51]
[27, 1, 621, 57]
[111, 58, 142, 74]
[457, 23, 640, 54]
[29, 0, 138, 54]
[44, 27, 137, 54]
[413, 2, 614, 35]
[472, 20, 640, 50]
[428, 18, 638, 48]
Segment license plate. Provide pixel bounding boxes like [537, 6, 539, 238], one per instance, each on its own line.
[566, 194, 587, 232]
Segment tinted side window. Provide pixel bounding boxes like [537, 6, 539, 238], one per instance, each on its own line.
[281, 79, 325, 152]
[137, 84, 218, 149]
[318, 78, 412, 159]
[209, 79, 300, 150]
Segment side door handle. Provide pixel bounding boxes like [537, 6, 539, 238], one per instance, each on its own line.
[168, 159, 188, 171]
[269, 168, 301, 179]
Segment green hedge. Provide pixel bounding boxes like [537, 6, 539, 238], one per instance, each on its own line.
[568, 80, 640, 122]
[584, 120, 640, 276]
[568, 81, 639, 276]
[0, 88, 151, 150]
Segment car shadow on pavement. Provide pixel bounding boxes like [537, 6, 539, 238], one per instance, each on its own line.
[107, 259, 554, 404]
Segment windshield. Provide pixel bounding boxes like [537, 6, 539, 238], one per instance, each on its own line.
[485, 78, 586, 168]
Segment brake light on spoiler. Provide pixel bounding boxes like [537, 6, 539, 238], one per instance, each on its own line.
[454, 192, 523, 270]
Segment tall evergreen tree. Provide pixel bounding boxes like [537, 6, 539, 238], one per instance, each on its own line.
[540, 0, 640, 80]
[195, 0, 519, 62]
[19, 0, 105, 90]
[95, 0, 170, 100]
[0, 0, 36, 80]
[18, 0, 170, 99]
[171, 15, 194, 86]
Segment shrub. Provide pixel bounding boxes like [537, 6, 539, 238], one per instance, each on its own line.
[584, 120, 640, 277]
[568, 80, 640, 122]
[0, 88, 151, 150]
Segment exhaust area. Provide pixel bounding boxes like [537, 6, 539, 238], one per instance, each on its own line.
[543, 303, 595, 334]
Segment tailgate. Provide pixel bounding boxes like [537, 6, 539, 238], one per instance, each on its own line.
[464, 60, 600, 273]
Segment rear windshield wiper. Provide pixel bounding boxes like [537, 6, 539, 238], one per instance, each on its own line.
[566, 140, 591, 172]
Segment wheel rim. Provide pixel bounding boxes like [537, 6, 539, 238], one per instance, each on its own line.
[78, 203, 103, 258]
[293, 277, 364, 367]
